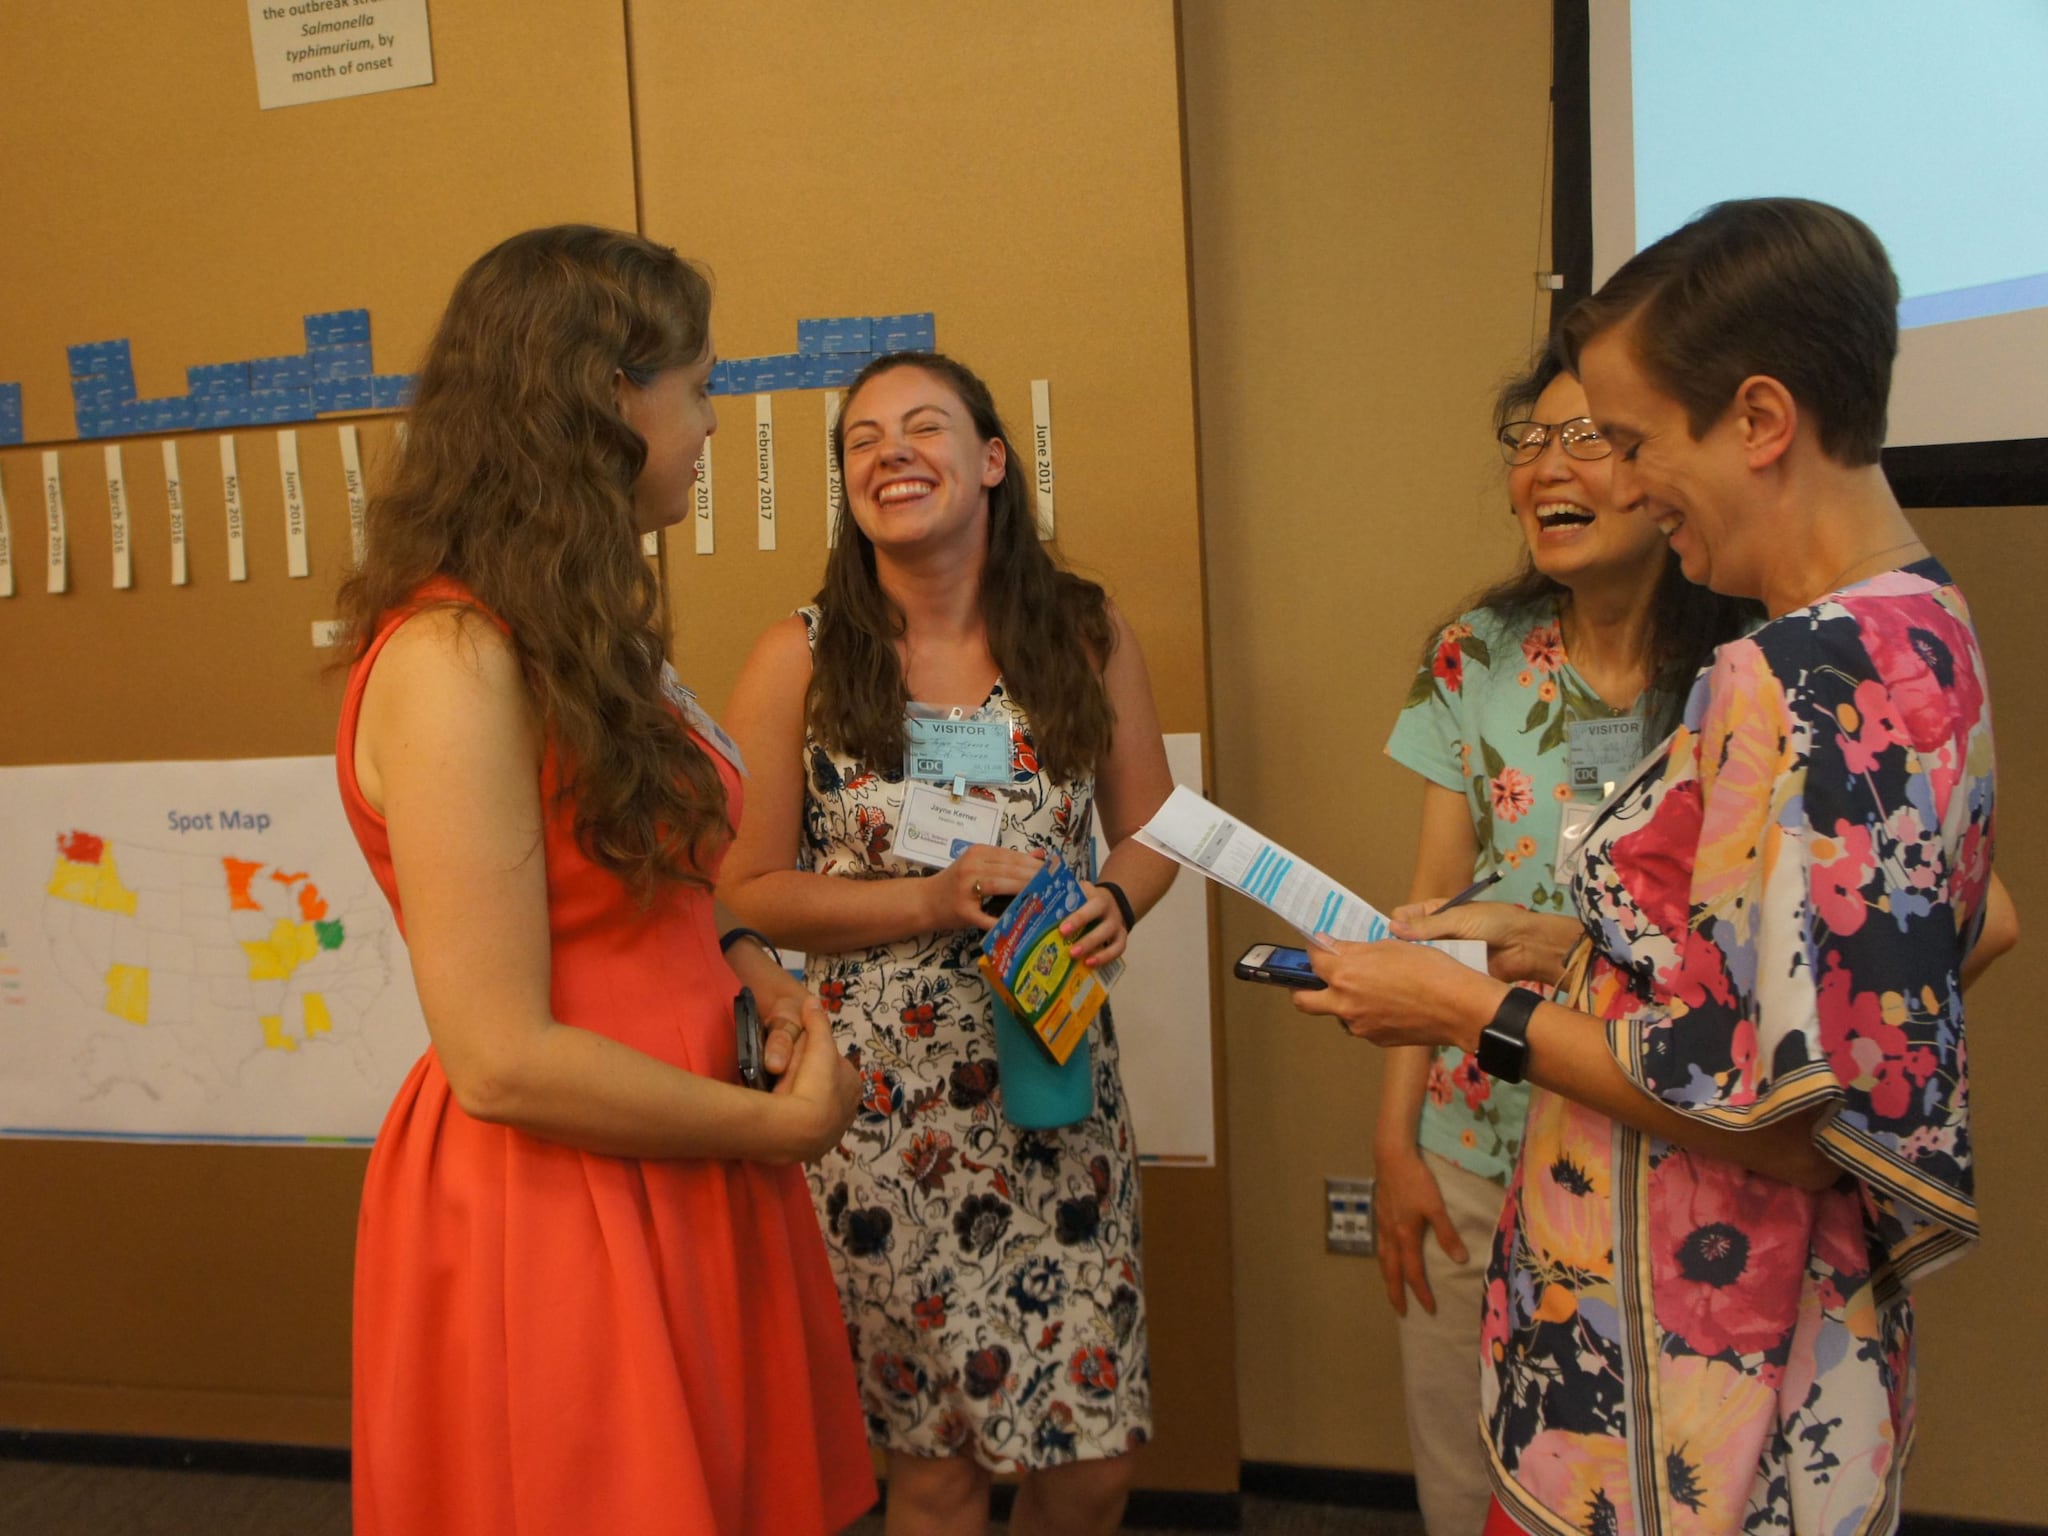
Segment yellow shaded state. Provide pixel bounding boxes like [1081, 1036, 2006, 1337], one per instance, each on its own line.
[47, 852, 140, 916]
[241, 920, 320, 981]
[104, 964, 150, 1026]
[303, 993, 333, 1038]
[260, 1015, 298, 1052]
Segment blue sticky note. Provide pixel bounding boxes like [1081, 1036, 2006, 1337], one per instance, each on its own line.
[823, 317, 873, 353]
[68, 340, 133, 377]
[247, 387, 317, 422]
[136, 397, 195, 433]
[797, 354, 825, 390]
[798, 317, 874, 356]
[188, 363, 250, 397]
[818, 353, 871, 389]
[875, 313, 936, 354]
[311, 341, 373, 381]
[249, 355, 313, 391]
[370, 373, 418, 409]
[728, 357, 772, 393]
[314, 377, 375, 412]
[304, 309, 372, 347]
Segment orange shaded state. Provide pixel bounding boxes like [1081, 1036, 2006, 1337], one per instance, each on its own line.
[297, 883, 329, 921]
[59, 831, 106, 865]
[271, 869, 309, 884]
[223, 857, 266, 912]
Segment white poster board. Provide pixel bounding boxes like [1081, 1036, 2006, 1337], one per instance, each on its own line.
[1102, 733, 1216, 1167]
[0, 757, 427, 1143]
[247, 0, 434, 111]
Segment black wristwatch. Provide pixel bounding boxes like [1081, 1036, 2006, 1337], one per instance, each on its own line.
[1475, 987, 1541, 1083]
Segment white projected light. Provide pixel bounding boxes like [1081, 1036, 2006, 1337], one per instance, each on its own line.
[1589, 0, 2048, 451]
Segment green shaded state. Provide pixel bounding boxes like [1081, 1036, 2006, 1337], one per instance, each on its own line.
[314, 920, 346, 952]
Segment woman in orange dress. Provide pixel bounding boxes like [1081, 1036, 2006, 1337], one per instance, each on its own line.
[333, 225, 875, 1535]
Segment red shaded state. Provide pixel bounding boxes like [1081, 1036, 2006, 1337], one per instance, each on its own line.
[223, 857, 266, 912]
[298, 884, 330, 922]
[58, 831, 106, 865]
[271, 869, 310, 884]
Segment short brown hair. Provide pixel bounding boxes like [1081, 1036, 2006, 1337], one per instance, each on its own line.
[1559, 198, 1899, 466]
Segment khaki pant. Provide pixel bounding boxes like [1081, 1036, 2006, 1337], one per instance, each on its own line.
[1396, 1150, 1508, 1536]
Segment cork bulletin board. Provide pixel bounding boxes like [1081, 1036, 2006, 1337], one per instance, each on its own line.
[0, 0, 1234, 1488]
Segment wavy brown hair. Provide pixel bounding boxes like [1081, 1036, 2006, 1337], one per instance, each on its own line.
[336, 224, 728, 897]
[1421, 338, 1762, 738]
[808, 353, 1115, 780]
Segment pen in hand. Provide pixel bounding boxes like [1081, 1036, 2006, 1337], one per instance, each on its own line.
[1435, 870, 1503, 913]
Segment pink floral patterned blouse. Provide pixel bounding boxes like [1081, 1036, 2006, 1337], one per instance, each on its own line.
[1484, 563, 1992, 1536]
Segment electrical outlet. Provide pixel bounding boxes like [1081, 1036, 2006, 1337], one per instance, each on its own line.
[1325, 1176, 1375, 1255]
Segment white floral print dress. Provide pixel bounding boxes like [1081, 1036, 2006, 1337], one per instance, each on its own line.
[794, 607, 1151, 1469]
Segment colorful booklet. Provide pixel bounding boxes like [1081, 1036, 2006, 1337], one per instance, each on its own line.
[978, 854, 1123, 1066]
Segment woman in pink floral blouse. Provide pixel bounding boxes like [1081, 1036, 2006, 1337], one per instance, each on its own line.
[1306, 199, 2014, 1536]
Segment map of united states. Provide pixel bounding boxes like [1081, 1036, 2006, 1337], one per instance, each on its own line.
[34, 826, 405, 1129]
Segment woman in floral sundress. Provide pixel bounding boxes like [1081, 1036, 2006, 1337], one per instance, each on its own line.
[1379, 346, 1758, 1535]
[719, 352, 1178, 1536]
[1303, 200, 2014, 1536]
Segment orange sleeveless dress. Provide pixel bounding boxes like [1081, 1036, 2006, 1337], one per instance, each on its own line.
[337, 583, 874, 1535]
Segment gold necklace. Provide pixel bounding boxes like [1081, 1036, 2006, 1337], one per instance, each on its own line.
[1822, 537, 1926, 596]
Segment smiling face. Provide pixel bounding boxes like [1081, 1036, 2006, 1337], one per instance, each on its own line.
[618, 343, 718, 536]
[1507, 373, 1667, 593]
[837, 365, 1006, 558]
[1578, 323, 1759, 599]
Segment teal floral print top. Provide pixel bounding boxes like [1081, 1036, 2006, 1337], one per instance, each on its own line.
[1387, 602, 1663, 1186]
[1484, 563, 1992, 1536]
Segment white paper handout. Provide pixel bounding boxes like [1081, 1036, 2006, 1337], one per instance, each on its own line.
[1136, 785, 1486, 969]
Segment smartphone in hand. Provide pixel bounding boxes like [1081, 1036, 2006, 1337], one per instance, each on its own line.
[1233, 942, 1327, 990]
[735, 987, 773, 1089]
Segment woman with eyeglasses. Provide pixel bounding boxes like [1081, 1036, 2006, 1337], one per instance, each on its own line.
[1373, 343, 1758, 1535]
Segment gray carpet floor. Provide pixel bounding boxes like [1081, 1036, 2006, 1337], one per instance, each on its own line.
[0, 1456, 1429, 1535]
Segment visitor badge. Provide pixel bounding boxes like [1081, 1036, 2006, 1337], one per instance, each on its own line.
[1565, 717, 1643, 795]
[660, 663, 747, 773]
[896, 779, 1002, 869]
[904, 715, 1013, 786]
[1554, 799, 1602, 884]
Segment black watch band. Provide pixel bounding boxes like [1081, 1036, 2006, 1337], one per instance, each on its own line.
[719, 927, 783, 966]
[1475, 986, 1541, 1083]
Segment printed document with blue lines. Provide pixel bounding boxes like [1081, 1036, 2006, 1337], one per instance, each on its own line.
[1134, 785, 1396, 944]
[1134, 787, 1487, 971]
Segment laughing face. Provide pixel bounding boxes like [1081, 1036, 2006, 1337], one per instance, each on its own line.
[1578, 324, 1758, 599]
[1507, 373, 1667, 591]
[838, 365, 1006, 559]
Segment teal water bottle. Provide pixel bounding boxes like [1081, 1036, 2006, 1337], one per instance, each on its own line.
[988, 992, 1094, 1129]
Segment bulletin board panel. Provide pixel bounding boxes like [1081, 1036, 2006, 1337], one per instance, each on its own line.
[0, 0, 637, 1447]
[0, 2, 638, 448]
[631, 3, 1237, 1490]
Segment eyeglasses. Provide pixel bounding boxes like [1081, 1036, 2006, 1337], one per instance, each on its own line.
[1497, 417, 1612, 466]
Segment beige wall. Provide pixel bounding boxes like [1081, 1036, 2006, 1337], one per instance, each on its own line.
[1181, 1, 2048, 1525]
[1183, 0, 1550, 1475]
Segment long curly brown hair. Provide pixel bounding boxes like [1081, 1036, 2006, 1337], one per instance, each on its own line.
[807, 353, 1115, 780]
[336, 224, 728, 897]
